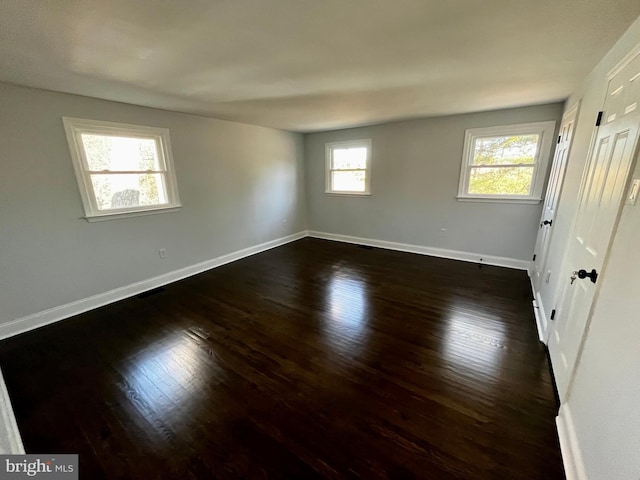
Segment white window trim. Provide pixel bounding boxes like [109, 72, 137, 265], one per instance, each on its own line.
[325, 139, 372, 196]
[63, 117, 181, 221]
[457, 121, 556, 204]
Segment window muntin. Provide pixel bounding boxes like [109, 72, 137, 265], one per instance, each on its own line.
[63, 118, 181, 221]
[458, 122, 556, 203]
[325, 140, 371, 195]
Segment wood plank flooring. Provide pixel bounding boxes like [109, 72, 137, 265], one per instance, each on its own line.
[0, 238, 564, 479]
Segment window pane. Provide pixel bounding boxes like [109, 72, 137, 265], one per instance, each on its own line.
[472, 134, 539, 165]
[82, 134, 161, 171]
[468, 166, 534, 195]
[332, 171, 366, 192]
[332, 147, 367, 170]
[90, 173, 168, 210]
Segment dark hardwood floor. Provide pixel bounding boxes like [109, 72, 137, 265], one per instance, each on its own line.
[0, 238, 564, 479]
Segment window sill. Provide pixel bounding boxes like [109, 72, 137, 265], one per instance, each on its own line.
[456, 196, 542, 205]
[324, 191, 371, 197]
[84, 206, 182, 222]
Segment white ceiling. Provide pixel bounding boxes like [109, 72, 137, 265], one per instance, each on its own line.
[1, 1, 639, 132]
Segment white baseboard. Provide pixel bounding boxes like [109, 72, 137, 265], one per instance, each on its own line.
[535, 291, 549, 344]
[0, 229, 531, 341]
[556, 403, 587, 480]
[0, 366, 24, 454]
[308, 231, 530, 270]
[527, 265, 546, 345]
[530, 285, 547, 345]
[532, 299, 545, 343]
[0, 231, 308, 341]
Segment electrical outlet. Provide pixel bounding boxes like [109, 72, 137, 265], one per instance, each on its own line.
[158, 249, 167, 259]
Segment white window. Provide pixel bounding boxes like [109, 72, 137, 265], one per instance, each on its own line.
[457, 121, 556, 204]
[325, 139, 371, 195]
[63, 117, 181, 221]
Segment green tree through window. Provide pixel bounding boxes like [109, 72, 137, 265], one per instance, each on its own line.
[469, 134, 538, 195]
[458, 121, 556, 203]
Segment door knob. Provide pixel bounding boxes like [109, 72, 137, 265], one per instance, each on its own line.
[572, 268, 598, 284]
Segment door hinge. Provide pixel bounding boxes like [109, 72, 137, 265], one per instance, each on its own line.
[596, 111, 604, 126]
[532, 254, 537, 261]
[551, 309, 556, 320]
[557, 135, 561, 144]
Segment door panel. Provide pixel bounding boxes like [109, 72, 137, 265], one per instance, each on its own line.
[574, 135, 612, 252]
[554, 278, 589, 372]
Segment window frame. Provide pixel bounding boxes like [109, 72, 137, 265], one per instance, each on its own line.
[325, 139, 372, 196]
[457, 121, 556, 204]
[63, 117, 181, 222]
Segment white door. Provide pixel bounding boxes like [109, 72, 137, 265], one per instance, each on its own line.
[531, 104, 579, 306]
[549, 49, 640, 401]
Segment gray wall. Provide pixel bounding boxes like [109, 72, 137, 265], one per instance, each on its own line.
[0, 83, 306, 324]
[304, 104, 564, 261]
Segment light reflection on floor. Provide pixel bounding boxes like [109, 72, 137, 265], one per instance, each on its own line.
[123, 333, 213, 425]
[441, 311, 508, 379]
[322, 268, 370, 356]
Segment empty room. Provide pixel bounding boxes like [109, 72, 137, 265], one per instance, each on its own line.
[1, 1, 640, 479]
